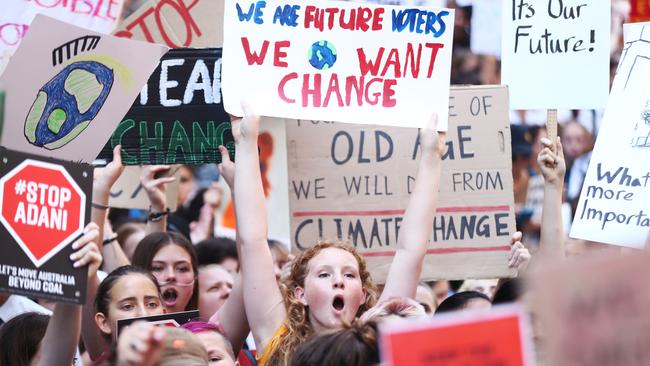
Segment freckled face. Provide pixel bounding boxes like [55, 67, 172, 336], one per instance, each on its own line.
[297, 248, 366, 333]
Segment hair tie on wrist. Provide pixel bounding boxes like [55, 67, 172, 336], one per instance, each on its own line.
[92, 202, 110, 210]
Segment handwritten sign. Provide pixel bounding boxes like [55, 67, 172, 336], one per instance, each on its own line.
[470, 0, 502, 57]
[380, 305, 534, 366]
[533, 251, 650, 366]
[0, 147, 93, 304]
[0, 15, 167, 163]
[0, 0, 124, 71]
[630, 1, 650, 23]
[113, 0, 223, 47]
[501, 0, 610, 109]
[222, 0, 455, 130]
[96, 48, 233, 165]
[287, 85, 516, 282]
[108, 166, 180, 210]
[570, 22, 650, 248]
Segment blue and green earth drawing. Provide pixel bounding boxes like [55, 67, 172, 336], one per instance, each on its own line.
[24, 61, 113, 150]
[308, 41, 337, 70]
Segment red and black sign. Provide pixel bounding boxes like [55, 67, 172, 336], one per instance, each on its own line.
[116, 310, 200, 336]
[0, 147, 92, 304]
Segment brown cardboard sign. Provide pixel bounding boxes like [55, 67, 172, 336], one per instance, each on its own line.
[113, 0, 223, 47]
[286, 85, 516, 282]
[532, 252, 650, 366]
[107, 166, 179, 210]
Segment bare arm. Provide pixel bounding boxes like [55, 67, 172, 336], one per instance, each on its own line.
[93, 146, 129, 272]
[39, 225, 101, 366]
[210, 147, 250, 354]
[538, 137, 566, 260]
[381, 114, 443, 301]
[233, 105, 285, 351]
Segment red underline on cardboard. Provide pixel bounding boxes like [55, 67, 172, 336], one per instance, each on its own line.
[362, 246, 512, 257]
[292, 206, 510, 217]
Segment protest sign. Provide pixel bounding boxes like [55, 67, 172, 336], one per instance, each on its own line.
[380, 305, 533, 366]
[630, 1, 650, 23]
[0, 15, 167, 163]
[0, 0, 124, 71]
[570, 22, 650, 248]
[0, 147, 92, 304]
[96, 48, 233, 165]
[222, 0, 455, 130]
[470, 0, 502, 57]
[116, 310, 199, 336]
[0, 91, 4, 141]
[286, 85, 516, 282]
[113, 0, 223, 47]
[216, 117, 291, 241]
[532, 251, 650, 365]
[501, 0, 610, 109]
[108, 166, 180, 210]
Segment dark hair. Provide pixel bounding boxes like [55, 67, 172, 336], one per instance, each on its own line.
[116, 222, 145, 248]
[290, 321, 380, 366]
[435, 291, 491, 314]
[492, 278, 526, 305]
[0, 312, 49, 366]
[195, 237, 238, 268]
[95, 265, 161, 318]
[132, 232, 199, 311]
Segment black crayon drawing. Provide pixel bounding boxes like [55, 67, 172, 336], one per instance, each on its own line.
[24, 36, 113, 150]
[617, 25, 650, 149]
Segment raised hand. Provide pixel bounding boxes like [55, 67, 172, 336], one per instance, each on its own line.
[537, 137, 566, 185]
[231, 102, 260, 146]
[69, 222, 101, 277]
[418, 113, 445, 160]
[140, 165, 176, 211]
[94, 145, 125, 194]
[507, 231, 531, 274]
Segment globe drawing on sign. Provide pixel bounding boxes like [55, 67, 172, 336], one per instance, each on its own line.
[308, 41, 337, 70]
[24, 61, 114, 150]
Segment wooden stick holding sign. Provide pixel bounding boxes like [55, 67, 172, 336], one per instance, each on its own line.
[546, 109, 558, 147]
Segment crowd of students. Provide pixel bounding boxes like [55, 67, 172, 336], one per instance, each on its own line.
[0, 1, 641, 366]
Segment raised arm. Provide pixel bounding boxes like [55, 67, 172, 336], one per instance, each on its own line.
[39, 224, 101, 366]
[93, 145, 129, 272]
[210, 145, 250, 354]
[381, 114, 443, 301]
[233, 105, 285, 351]
[538, 137, 566, 259]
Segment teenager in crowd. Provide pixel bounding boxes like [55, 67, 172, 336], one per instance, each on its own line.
[0, 224, 101, 366]
[182, 321, 238, 366]
[132, 232, 199, 314]
[290, 321, 380, 366]
[87, 266, 166, 363]
[232, 105, 444, 366]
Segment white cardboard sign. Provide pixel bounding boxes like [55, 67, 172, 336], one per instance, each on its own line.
[0, 0, 124, 72]
[570, 22, 650, 248]
[501, 0, 610, 109]
[222, 0, 454, 130]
